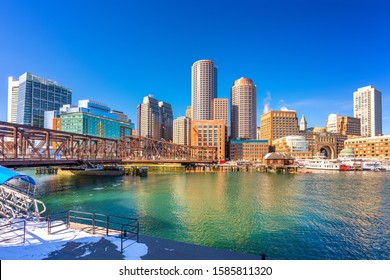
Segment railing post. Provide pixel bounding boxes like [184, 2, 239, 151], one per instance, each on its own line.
[137, 221, 139, 243]
[47, 215, 51, 234]
[106, 215, 109, 236]
[67, 211, 70, 228]
[121, 227, 124, 253]
[92, 212, 96, 234]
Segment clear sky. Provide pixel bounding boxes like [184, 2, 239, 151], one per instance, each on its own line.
[1, 0, 389, 133]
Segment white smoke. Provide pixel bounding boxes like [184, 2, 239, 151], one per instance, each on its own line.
[263, 91, 271, 113]
[280, 106, 289, 111]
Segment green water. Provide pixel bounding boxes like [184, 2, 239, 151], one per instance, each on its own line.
[29, 170, 390, 259]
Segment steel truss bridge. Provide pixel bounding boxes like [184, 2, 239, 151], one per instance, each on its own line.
[0, 121, 217, 167]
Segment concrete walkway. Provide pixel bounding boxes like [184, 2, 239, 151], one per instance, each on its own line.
[44, 235, 263, 260]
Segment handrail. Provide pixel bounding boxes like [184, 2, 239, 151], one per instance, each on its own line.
[46, 210, 139, 252]
[47, 211, 69, 234]
[0, 220, 26, 244]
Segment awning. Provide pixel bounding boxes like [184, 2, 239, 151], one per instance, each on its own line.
[0, 165, 36, 185]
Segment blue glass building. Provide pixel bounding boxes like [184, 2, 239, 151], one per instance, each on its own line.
[10, 72, 72, 127]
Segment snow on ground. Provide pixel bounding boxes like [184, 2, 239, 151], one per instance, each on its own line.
[0, 219, 148, 260]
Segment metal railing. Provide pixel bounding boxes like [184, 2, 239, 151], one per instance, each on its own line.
[0, 220, 26, 244]
[46, 210, 139, 253]
[47, 211, 69, 234]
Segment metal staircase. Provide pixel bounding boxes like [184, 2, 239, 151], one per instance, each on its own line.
[0, 166, 46, 220]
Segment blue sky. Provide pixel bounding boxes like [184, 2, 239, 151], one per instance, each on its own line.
[1, 0, 389, 133]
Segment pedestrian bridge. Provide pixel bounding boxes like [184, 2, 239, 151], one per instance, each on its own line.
[0, 121, 217, 167]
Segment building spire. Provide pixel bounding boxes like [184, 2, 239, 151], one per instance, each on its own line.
[300, 115, 307, 131]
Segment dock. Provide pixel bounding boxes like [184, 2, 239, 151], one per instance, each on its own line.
[35, 166, 58, 174]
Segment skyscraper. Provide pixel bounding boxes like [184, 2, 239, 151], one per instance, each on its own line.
[173, 116, 191, 146]
[191, 59, 217, 120]
[137, 96, 161, 139]
[159, 101, 174, 141]
[353, 86, 382, 137]
[137, 96, 173, 140]
[7, 77, 19, 123]
[230, 77, 257, 139]
[212, 98, 228, 125]
[8, 72, 72, 127]
[186, 106, 192, 119]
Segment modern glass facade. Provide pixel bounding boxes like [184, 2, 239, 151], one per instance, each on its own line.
[60, 113, 133, 139]
[13, 73, 72, 127]
[50, 99, 134, 139]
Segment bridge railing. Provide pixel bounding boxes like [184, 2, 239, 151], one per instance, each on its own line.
[0, 121, 217, 164]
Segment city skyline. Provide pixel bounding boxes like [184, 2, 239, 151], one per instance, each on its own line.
[1, 1, 389, 133]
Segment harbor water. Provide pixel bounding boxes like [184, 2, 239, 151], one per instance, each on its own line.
[28, 170, 390, 260]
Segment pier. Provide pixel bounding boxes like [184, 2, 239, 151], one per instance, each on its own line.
[35, 166, 58, 175]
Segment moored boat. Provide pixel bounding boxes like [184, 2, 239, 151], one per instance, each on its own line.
[302, 155, 340, 170]
[59, 161, 124, 176]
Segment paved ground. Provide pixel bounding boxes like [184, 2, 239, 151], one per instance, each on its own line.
[44, 235, 264, 260]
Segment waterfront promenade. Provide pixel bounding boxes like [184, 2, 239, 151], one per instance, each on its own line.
[0, 219, 262, 260]
[44, 235, 263, 260]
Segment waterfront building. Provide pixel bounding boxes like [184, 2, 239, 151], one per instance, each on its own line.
[191, 119, 227, 160]
[338, 116, 361, 136]
[353, 86, 382, 137]
[137, 96, 173, 140]
[273, 135, 311, 159]
[229, 139, 268, 162]
[7, 77, 19, 123]
[300, 130, 347, 159]
[259, 110, 299, 145]
[186, 106, 192, 119]
[263, 152, 295, 166]
[338, 147, 356, 158]
[191, 59, 217, 120]
[212, 98, 228, 126]
[326, 114, 361, 136]
[8, 72, 72, 127]
[230, 77, 257, 140]
[299, 115, 307, 131]
[159, 101, 174, 141]
[53, 100, 133, 139]
[173, 116, 191, 146]
[344, 135, 390, 159]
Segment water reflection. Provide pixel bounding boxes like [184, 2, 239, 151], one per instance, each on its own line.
[33, 170, 390, 259]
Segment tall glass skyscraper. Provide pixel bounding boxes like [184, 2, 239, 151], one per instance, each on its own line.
[191, 60, 217, 120]
[230, 77, 257, 139]
[8, 72, 72, 127]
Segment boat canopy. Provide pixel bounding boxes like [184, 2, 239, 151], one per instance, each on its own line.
[0, 165, 36, 185]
